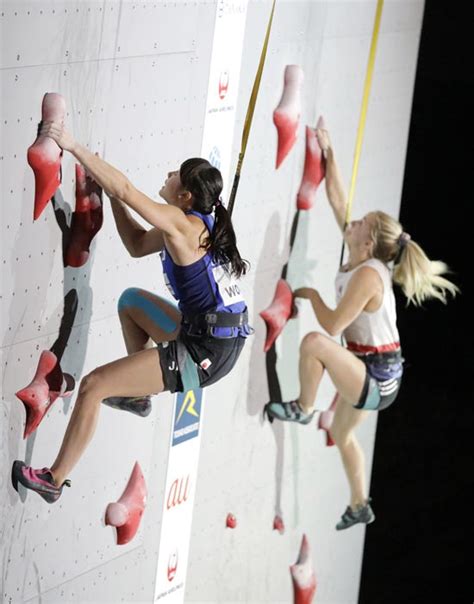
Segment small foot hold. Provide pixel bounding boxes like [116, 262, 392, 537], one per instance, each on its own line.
[226, 513, 237, 529]
[317, 392, 338, 447]
[273, 514, 285, 534]
[11, 461, 71, 504]
[105, 462, 147, 545]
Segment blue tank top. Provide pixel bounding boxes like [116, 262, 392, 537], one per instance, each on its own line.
[159, 210, 250, 338]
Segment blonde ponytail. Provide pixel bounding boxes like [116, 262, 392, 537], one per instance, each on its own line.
[370, 211, 459, 306]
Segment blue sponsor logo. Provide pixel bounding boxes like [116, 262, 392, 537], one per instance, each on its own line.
[172, 389, 202, 446]
[208, 146, 221, 170]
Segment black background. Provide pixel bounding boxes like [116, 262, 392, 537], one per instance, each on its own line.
[359, 4, 471, 603]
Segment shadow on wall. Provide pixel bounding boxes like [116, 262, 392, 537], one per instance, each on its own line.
[50, 189, 94, 415]
[241, 212, 285, 517]
[280, 209, 319, 526]
[243, 208, 319, 520]
[5, 186, 96, 508]
[242, 207, 319, 522]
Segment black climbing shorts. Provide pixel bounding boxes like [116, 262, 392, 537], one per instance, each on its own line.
[156, 330, 246, 394]
[353, 350, 404, 411]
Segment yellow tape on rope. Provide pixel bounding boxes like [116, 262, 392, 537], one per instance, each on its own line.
[228, 0, 276, 216]
[344, 0, 384, 227]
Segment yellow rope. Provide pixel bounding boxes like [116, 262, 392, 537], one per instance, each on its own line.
[228, 0, 276, 216]
[344, 0, 384, 226]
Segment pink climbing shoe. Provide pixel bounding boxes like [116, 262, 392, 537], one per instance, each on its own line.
[11, 461, 71, 504]
[27, 92, 66, 220]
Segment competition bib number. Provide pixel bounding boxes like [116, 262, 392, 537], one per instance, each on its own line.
[212, 263, 245, 307]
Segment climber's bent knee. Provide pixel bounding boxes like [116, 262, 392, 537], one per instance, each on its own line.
[117, 287, 178, 333]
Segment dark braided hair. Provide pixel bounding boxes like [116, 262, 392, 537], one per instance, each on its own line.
[180, 158, 249, 278]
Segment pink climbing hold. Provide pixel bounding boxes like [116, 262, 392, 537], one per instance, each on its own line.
[65, 164, 103, 267]
[105, 462, 147, 545]
[260, 279, 294, 352]
[296, 117, 326, 210]
[273, 65, 304, 169]
[290, 534, 317, 604]
[27, 92, 66, 220]
[226, 513, 237, 529]
[273, 514, 285, 534]
[317, 393, 339, 447]
[15, 350, 75, 439]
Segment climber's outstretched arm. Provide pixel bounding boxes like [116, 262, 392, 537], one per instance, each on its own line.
[40, 122, 189, 238]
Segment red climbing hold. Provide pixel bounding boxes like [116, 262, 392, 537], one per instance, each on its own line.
[226, 513, 237, 529]
[273, 65, 304, 169]
[273, 514, 285, 534]
[296, 117, 326, 210]
[65, 164, 103, 267]
[15, 350, 75, 439]
[27, 92, 66, 220]
[317, 393, 338, 447]
[260, 279, 294, 352]
[105, 462, 147, 545]
[290, 534, 317, 604]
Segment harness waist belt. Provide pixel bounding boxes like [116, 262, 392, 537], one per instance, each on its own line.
[183, 310, 248, 329]
[357, 349, 403, 364]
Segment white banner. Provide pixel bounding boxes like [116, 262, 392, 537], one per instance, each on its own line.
[153, 2, 248, 601]
[153, 389, 204, 602]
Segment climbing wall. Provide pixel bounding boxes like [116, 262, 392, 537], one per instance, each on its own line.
[0, 1, 424, 603]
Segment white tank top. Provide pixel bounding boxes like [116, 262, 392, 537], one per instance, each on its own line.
[335, 258, 400, 354]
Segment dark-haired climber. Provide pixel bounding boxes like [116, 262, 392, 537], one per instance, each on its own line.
[12, 121, 252, 503]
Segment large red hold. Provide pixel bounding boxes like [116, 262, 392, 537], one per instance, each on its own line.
[290, 534, 317, 604]
[296, 117, 326, 210]
[273, 65, 304, 169]
[15, 350, 75, 438]
[27, 92, 66, 220]
[260, 279, 294, 352]
[105, 462, 147, 545]
[66, 164, 103, 267]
